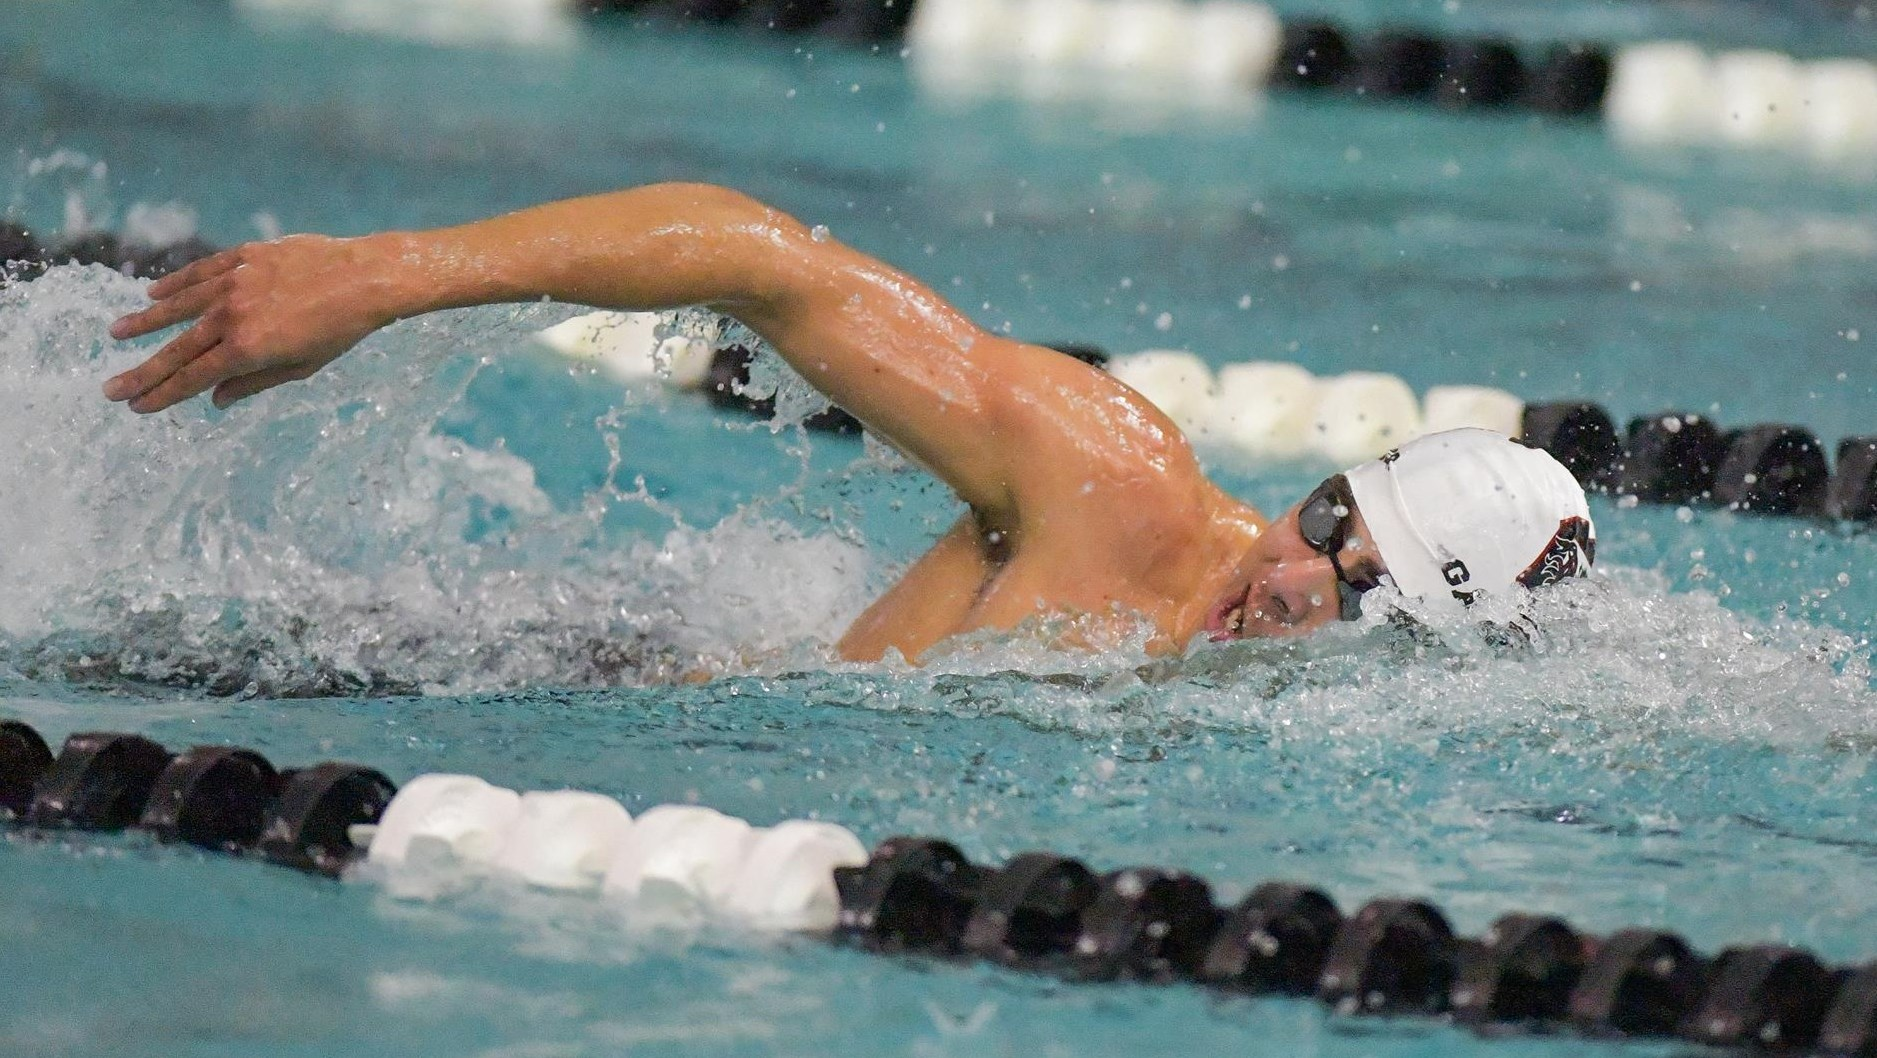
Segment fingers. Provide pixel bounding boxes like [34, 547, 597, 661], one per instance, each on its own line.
[211, 364, 309, 409]
[109, 272, 232, 341]
[103, 322, 219, 403]
[147, 248, 243, 301]
[126, 343, 240, 414]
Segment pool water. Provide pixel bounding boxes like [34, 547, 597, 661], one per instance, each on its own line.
[2, 1, 1876, 1055]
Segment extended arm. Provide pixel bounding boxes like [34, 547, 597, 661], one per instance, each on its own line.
[106, 182, 1107, 518]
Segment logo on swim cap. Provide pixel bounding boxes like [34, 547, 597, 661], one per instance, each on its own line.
[1515, 516, 1595, 590]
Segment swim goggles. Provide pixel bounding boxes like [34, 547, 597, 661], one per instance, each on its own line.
[1296, 474, 1383, 621]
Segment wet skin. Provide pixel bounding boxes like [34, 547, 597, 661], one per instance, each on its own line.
[104, 182, 1384, 663]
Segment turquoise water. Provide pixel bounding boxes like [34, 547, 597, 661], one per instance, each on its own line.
[3, 1, 1877, 1055]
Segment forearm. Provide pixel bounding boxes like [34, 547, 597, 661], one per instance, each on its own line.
[369, 182, 798, 322]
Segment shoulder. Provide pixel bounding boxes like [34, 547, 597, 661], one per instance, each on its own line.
[982, 345, 1214, 548]
[986, 343, 1205, 495]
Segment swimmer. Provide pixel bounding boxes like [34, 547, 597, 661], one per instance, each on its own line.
[102, 183, 1595, 662]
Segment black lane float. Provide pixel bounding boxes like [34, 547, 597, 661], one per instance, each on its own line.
[4, 723, 393, 877]
[1521, 401, 1873, 525]
[5, 716, 1877, 1055]
[833, 834, 1877, 1056]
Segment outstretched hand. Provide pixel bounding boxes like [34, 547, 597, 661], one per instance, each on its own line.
[105, 234, 398, 413]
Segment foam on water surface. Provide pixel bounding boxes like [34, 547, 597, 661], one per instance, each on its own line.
[0, 267, 875, 695]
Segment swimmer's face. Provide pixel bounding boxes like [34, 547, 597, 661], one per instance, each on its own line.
[1204, 477, 1389, 641]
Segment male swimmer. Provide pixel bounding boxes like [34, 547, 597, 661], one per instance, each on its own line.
[102, 183, 1596, 662]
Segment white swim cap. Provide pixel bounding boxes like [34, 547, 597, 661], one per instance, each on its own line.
[1341, 428, 1596, 611]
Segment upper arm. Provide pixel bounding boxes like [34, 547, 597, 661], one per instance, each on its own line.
[726, 222, 1191, 526]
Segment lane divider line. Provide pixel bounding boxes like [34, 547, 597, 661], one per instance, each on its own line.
[5, 720, 1877, 1054]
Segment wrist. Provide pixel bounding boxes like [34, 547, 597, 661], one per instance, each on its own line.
[356, 230, 432, 327]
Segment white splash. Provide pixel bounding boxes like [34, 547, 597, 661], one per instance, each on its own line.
[0, 266, 870, 696]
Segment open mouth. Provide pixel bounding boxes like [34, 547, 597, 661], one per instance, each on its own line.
[1207, 585, 1252, 642]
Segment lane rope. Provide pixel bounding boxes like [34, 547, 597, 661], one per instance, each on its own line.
[5, 719, 1877, 1054]
[578, 0, 1877, 162]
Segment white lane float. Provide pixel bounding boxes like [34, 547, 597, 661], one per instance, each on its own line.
[1801, 60, 1877, 161]
[1712, 50, 1807, 147]
[535, 310, 714, 387]
[1602, 42, 1877, 169]
[490, 790, 634, 892]
[1186, 0, 1283, 92]
[907, 0, 1015, 59]
[1309, 372, 1423, 466]
[1012, 0, 1103, 66]
[1197, 361, 1319, 459]
[1421, 384, 1524, 438]
[235, 0, 575, 48]
[1094, 0, 1192, 80]
[1606, 41, 1716, 144]
[602, 804, 755, 914]
[1108, 349, 1216, 432]
[353, 772, 869, 935]
[907, 0, 1287, 102]
[722, 820, 870, 931]
[367, 773, 522, 869]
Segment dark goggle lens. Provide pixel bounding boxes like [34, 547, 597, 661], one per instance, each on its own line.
[1297, 494, 1342, 552]
[1299, 476, 1372, 623]
[1298, 477, 1354, 552]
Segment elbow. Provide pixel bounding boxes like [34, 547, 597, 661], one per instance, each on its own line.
[638, 184, 814, 310]
[644, 182, 791, 231]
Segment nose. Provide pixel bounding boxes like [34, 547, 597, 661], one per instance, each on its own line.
[1239, 554, 1343, 635]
